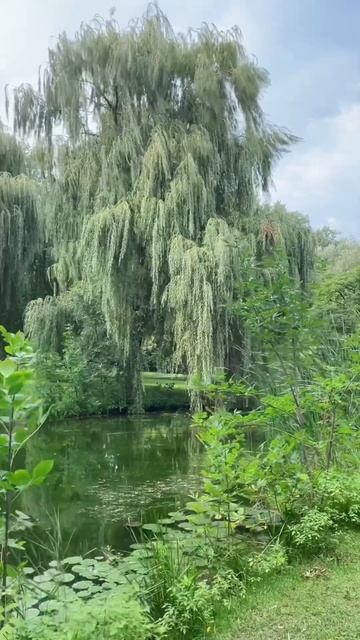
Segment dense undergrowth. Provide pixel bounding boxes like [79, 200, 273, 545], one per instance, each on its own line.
[2, 249, 360, 638]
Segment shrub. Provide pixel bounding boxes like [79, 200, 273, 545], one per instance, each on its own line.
[287, 508, 335, 555]
[315, 471, 360, 525]
[160, 569, 240, 639]
[138, 540, 242, 639]
[2, 592, 153, 640]
[247, 542, 287, 581]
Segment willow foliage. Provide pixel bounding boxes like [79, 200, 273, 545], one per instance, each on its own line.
[11, 5, 314, 408]
[0, 128, 45, 329]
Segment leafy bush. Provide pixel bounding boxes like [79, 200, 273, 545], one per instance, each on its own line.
[136, 540, 242, 639]
[0, 326, 52, 625]
[2, 592, 153, 640]
[247, 543, 287, 581]
[315, 471, 360, 525]
[287, 508, 335, 555]
[35, 328, 125, 419]
[160, 569, 240, 639]
[161, 573, 218, 638]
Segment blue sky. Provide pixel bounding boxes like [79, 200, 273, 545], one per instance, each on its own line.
[0, 0, 359, 236]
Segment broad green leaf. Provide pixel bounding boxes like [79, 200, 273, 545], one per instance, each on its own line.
[0, 480, 13, 491]
[186, 500, 208, 513]
[33, 574, 53, 583]
[49, 560, 63, 568]
[8, 538, 25, 549]
[187, 513, 211, 525]
[53, 573, 74, 583]
[14, 428, 29, 445]
[7, 469, 31, 487]
[25, 608, 40, 619]
[0, 396, 11, 413]
[63, 556, 83, 565]
[0, 326, 12, 343]
[6, 564, 19, 578]
[168, 511, 186, 521]
[39, 600, 62, 613]
[72, 580, 93, 590]
[157, 517, 176, 525]
[6, 370, 32, 395]
[142, 523, 166, 533]
[0, 435, 9, 448]
[0, 360, 16, 378]
[32, 459, 54, 484]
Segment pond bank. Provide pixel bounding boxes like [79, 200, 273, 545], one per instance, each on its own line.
[216, 530, 360, 640]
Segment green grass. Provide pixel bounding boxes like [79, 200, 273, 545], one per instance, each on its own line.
[142, 372, 188, 385]
[217, 531, 360, 640]
[142, 372, 189, 411]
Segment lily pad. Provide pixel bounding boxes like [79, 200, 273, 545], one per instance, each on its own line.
[63, 556, 83, 565]
[39, 600, 63, 613]
[72, 580, 93, 591]
[142, 523, 167, 533]
[53, 573, 74, 584]
[49, 560, 63, 568]
[33, 574, 53, 583]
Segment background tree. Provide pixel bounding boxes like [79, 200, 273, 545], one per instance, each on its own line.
[0, 126, 47, 332]
[10, 5, 314, 409]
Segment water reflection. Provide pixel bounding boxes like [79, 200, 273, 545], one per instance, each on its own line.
[22, 414, 202, 560]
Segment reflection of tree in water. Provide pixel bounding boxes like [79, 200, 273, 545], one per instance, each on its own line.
[21, 415, 202, 557]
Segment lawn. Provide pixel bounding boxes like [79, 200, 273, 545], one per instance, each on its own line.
[217, 531, 360, 640]
[142, 372, 190, 410]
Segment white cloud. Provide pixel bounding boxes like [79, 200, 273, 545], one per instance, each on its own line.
[272, 102, 360, 234]
[327, 216, 341, 230]
[217, 0, 284, 58]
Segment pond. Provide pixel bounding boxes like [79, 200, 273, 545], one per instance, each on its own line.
[20, 413, 203, 563]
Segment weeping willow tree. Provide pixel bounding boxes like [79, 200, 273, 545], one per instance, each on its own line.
[0, 126, 46, 330]
[12, 5, 314, 409]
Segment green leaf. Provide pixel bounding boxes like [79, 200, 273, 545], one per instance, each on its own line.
[157, 517, 176, 525]
[33, 573, 53, 583]
[6, 370, 32, 395]
[0, 396, 11, 413]
[63, 556, 83, 565]
[0, 360, 16, 378]
[142, 523, 166, 533]
[32, 460, 54, 484]
[0, 563, 19, 578]
[54, 572, 74, 583]
[7, 469, 31, 487]
[186, 500, 208, 513]
[0, 435, 9, 448]
[14, 428, 29, 445]
[48, 560, 63, 568]
[72, 580, 93, 590]
[0, 480, 13, 491]
[39, 600, 62, 613]
[0, 326, 12, 343]
[25, 608, 40, 619]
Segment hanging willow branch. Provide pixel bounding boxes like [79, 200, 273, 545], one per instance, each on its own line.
[0, 172, 42, 329]
[12, 4, 314, 408]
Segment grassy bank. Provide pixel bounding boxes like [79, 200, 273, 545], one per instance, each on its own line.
[217, 531, 360, 640]
[143, 372, 189, 411]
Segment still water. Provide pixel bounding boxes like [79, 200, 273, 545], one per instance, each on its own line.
[22, 413, 202, 561]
